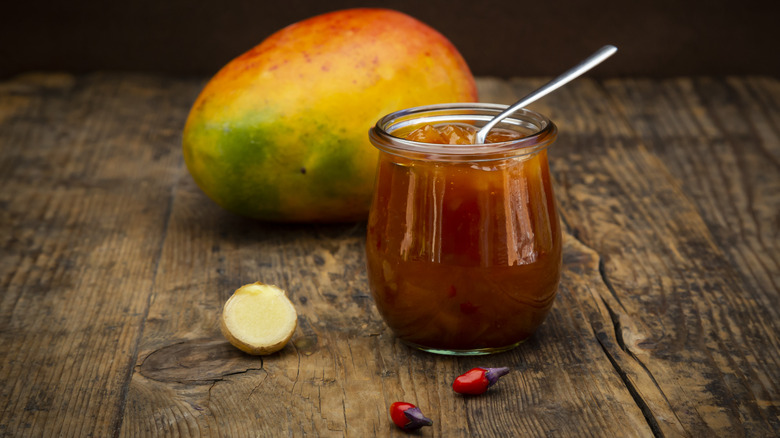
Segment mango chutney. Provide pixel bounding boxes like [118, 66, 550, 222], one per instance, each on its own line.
[367, 104, 561, 355]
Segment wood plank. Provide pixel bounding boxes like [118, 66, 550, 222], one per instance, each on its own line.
[0, 74, 777, 437]
[0, 73, 202, 436]
[527, 76, 780, 435]
[603, 77, 780, 312]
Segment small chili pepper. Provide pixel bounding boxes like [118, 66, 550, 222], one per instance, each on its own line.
[389, 401, 433, 431]
[452, 367, 510, 395]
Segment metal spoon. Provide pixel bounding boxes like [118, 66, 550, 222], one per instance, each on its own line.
[475, 45, 618, 144]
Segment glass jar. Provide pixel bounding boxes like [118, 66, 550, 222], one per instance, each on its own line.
[366, 103, 562, 355]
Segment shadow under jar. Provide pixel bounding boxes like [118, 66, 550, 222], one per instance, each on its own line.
[366, 103, 562, 355]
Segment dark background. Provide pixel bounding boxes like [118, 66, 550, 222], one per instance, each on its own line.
[1, 0, 778, 79]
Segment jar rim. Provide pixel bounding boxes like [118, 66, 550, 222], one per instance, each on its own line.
[369, 103, 557, 162]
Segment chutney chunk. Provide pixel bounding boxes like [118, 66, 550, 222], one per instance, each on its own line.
[404, 123, 522, 144]
[405, 124, 447, 144]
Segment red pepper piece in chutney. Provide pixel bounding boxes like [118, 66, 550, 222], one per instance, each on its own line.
[452, 367, 511, 395]
[389, 401, 433, 431]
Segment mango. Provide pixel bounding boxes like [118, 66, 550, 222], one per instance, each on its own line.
[182, 8, 477, 222]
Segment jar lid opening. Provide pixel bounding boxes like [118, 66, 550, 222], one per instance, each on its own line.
[370, 103, 557, 162]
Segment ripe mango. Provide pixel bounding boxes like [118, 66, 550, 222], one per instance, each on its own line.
[182, 8, 478, 222]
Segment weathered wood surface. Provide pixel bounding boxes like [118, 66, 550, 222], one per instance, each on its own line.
[0, 73, 777, 437]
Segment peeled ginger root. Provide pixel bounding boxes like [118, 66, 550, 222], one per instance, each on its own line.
[220, 282, 298, 355]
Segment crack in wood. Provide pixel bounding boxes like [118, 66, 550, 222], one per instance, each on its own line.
[598, 258, 627, 316]
[592, 322, 665, 438]
[595, 262, 667, 438]
[220, 366, 265, 379]
[599, 258, 684, 427]
[561, 204, 686, 436]
[247, 367, 269, 401]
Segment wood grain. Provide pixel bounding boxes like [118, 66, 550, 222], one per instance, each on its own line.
[0, 73, 201, 436]
[0, 73, 777, 437]
[527, 76, 780, 435]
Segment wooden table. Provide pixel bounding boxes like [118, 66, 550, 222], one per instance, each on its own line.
[1, 73, 778, 437]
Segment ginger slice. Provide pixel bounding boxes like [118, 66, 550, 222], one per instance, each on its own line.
[220, 282, 298, 355]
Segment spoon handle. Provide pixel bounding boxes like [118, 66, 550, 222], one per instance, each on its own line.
[475, 45, 618, 144]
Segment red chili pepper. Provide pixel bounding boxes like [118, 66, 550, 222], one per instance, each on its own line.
[389, 401, 433, 431]
[452, 367, 510, 395]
